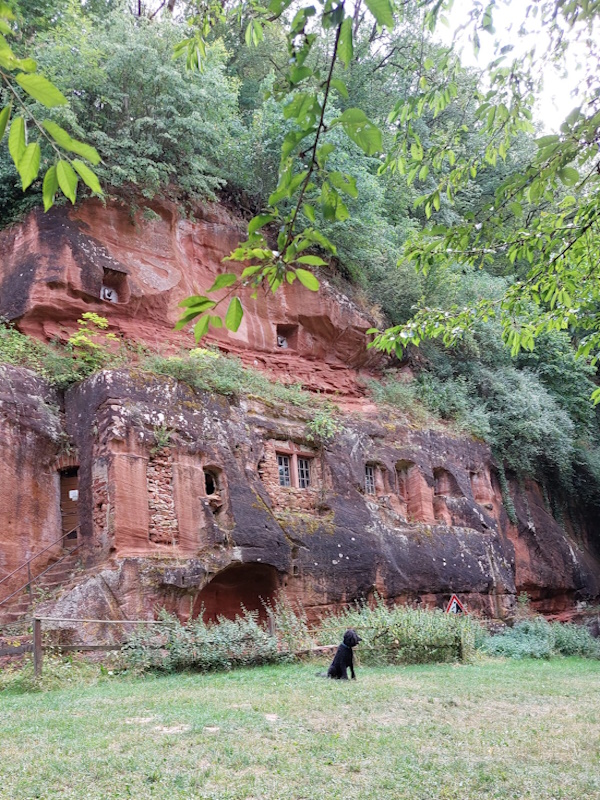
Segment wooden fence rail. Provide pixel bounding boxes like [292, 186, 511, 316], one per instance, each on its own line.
[1, 617, 337, 678]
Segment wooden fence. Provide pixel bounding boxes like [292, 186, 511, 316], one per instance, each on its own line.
[0, 617, 337, 678]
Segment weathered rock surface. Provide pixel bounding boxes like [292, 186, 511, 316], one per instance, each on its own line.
[0, 366, 64, 600]
[0, 200, 381, 395]
[0, 198, 599, 630]
[1, 366, 597, 631]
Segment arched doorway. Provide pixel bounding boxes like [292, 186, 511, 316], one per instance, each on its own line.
[193, 563, 281, 622]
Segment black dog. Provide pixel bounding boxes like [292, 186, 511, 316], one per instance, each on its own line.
[327, 628, 362, 680]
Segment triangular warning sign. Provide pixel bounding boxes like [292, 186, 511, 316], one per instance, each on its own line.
[445, 594, 466, 614]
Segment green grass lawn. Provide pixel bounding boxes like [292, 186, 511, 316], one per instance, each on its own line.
[1, 658, 599, 800]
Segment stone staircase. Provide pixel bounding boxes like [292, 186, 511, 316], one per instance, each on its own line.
[0, 550, 83, 627]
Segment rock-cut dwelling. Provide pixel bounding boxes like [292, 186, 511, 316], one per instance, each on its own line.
[0, 198, 599, 639]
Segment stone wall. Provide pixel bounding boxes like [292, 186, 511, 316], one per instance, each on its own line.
[147, 449, 179, 546]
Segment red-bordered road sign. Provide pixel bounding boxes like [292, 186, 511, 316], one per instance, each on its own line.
[445, 594, 466, 614]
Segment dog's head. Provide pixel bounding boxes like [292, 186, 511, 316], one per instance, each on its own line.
[343, 629, 362, 648]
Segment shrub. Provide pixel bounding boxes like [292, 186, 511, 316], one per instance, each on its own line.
[480, 619, 555, 659]
[479, 618, 600, 660]
[264, 594, 315, 654]
[122, 609, 288, 674]
[316, 598, 479, 665]
[550, 622, 600, 658]
[141, 349, 310, 406]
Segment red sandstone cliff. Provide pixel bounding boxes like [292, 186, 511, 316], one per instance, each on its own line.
[0, 200, 381, 396]
[0, 199, 599, 631]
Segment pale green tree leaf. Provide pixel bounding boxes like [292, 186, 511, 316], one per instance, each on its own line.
[18, 141, 40, 189]
[56, 159, 78, 204]
[42, 165, 58, 212]
[8, 115, 25, 167]
[16, 73, 68, 107]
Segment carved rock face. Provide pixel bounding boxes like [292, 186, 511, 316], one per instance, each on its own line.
[0, 200, 382, 396]
[1, 199, 599, 627]
[1, 366, 598, 629]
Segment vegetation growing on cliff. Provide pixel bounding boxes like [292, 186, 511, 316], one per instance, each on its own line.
[1, 0, 600, 515]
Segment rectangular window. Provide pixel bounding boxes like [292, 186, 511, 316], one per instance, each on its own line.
[278, 454, 291, 487]
[365, 465, 376, 495]
[297, 457, 311, 489]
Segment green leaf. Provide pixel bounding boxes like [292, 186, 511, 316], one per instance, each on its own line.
[329, 171, 358, 198]
[225, 297, 243, 332]
[42, 119, 72, 148]
[0, 104, 10, 142]
[43, 121, 101, 165]
[42, 165, 58, 212]
[207, 272, 238, 292]
[8, 116, 25, 167]
[248, 214, 275, 235]
[295, 255, 327, 266]
[65, 139, 101, 165]
[209, 315, 223, 329]
[330, 78, 349, 98]
[535, 134, 560, 148]
[179, 295, 208, 308]
[557, 167, 579, 186]
[193, 315, 210, 340]
[363, 0, 394, 28]
[289, 65, 312, 85]
[15, 73, 67, 108]
[336, 108, 382, 155]
[303, 203, 316, 223]
[56, 159, 78, 204]
[338, 17, 353, 67]
[72, 159, 102, 195]
[295, 268, 320, 291]
[17, 142, 40, 190]
[14, 57, 36, 72]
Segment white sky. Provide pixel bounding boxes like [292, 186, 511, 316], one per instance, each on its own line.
[435, 0, 583, 133]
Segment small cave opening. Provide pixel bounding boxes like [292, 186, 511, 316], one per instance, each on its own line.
[276, 323, 299, 350]
[204, 469, 218, 496]
[193, 563, 280, 623]
[101, 267, 130, 304]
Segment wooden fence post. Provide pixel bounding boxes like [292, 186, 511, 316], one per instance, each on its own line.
[33, 617, 43, 679]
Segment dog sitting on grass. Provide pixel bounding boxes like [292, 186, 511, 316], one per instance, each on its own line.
[326, 628, 362, 680]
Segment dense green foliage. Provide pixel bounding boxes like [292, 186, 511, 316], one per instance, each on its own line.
[1, 0, 600, 514]
[317, 600, 478, 665]
[480, 619, 600, 660]
[122, 609, 287, 673]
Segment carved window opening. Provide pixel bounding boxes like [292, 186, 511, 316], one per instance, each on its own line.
[278, 454, 291, 487]
[396, 460, 416, 502]
[203, 466, 224, 515]
[276, 324, 299, 350]
[59, 467, 79, 544]
[298, 457, 312, 488]
[433, 467, 461, 498]
[101, 267, 130, 304]
[204, 469, 218, 496]
[276, 449, 314, 490]
[365, 464, 376, 495]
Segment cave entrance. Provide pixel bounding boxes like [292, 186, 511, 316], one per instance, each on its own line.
[59, 467, 79, 545]
[276, 324, 299, 350]
[101, 267, 130, 304]
[193, 563, 280, 623]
